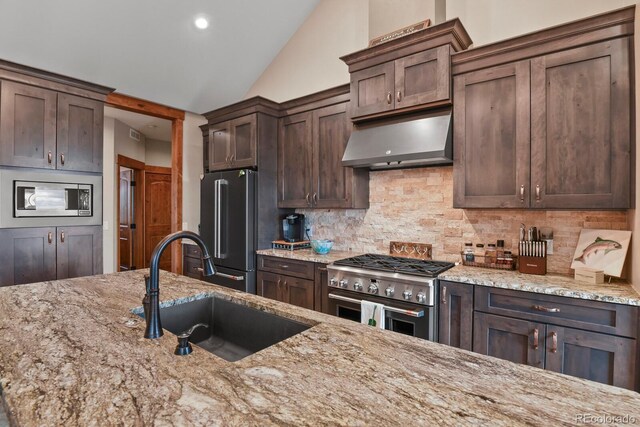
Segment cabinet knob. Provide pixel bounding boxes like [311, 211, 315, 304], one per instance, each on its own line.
[60, 153, 65, 165]
[386, 92, 392, 104]
[533, 328, 539, 350]
[48, 151, 52, 164]
[396, 91, 402, 102]
[550, 331, 558, 353]
[48, 232, 53, 244]
[535, 184, 541, 202]
[60, 231, 65, 243]
[519, 185, 525, 202]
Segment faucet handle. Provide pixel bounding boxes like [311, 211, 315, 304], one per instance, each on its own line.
[175, 323, 209, 356]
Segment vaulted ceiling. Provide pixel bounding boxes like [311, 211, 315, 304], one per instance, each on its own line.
[0, 0, 319, 113]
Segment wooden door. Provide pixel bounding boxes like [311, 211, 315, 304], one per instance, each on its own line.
[56, 226, 102, 280]
[438, 281, 473, 350]
[312, 102, 353, 208]
[144, 170, 172, 270]
[278, 112, 313, 208]
[0, 227, 56, 286]
[545, 326, 636, 390]
[56, 93, 104, 172]
[208, 122, 232, 171]
[395, 45, 450, 109]
[119, 168, 134, 271]
[283, 276, 315, 310]
[257, 271, 283, 302]
[530, 38, 631, 209]
[473, 312, 545, 368]
[453, 61, 531, 208]
[349, 62, 395, 119]
[230, 115, 257, 169]
[0, 81, 57, 169]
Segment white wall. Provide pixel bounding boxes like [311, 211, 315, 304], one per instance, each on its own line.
[369, 0, 437, 39]
[182, 112, 207, 233]
[113, 119, 146, 162]
[145, 138, 172, 168]
[446, 0, 636, 47]
[244, 0, 369, 102]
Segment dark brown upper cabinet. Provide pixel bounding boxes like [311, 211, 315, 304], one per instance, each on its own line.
[452, 7, 634, 209]
[341, 20, 472, 122]
[201, 97, 280, 173]
[278, 86, 368, 209]
[0, 61, 113, 172]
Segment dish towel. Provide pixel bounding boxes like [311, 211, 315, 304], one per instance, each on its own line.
[361, 300, 385, 329]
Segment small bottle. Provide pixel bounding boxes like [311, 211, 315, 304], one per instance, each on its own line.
[504, 251, 513, 268]
[475, 244, 485, 262]
[464, 243, 475, 262]
[496, 240, 505, 257]
[485, 244, 497, 264]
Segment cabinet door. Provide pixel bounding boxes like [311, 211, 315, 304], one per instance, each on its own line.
[312, 102, 354, 208]
[349, 62, 395, 119]
[230, 115, 257, 169]
[0, 81, 57, 169]
[530, 38, 631, 208]
[453, 61, 531, 208]
[208, 122, 232, 171]
[438, 281, 473, 350]
[395, 45, 450, 109]
[282, 276, 315, 310]
[546, 326, 636, 390]
[257, 271, 283, 302]
[278, 112, 313, 208]
[57, 94, 104, 172]
[56, 226, 102, 280]
[0, 227, 56, 286]
[315, 264, 328, 313]
[473, 312, 545, 368]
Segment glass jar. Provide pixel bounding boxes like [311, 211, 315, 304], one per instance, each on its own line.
[496, 239, 505, 258]
[475, 244, 485, 262]
[463, 243, 475, 262]
[485, 244, 497, 264]
[504, 251, 513, 267]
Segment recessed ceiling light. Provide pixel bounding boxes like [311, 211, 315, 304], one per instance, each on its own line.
[194, 17, 209, 30]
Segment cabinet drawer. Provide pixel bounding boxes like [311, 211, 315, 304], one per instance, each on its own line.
[258, 255, 314, 280]
[183, 244, 202, 259]
[183, 256, 203, 280]
[474, 286, 637, 338]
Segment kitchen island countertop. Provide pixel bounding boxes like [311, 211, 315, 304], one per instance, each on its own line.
[1, 270, 639, 426]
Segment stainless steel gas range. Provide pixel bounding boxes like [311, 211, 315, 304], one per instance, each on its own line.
[326, 254, 454, 341]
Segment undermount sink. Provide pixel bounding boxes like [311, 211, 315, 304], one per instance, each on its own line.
[139, 296, 310, 362]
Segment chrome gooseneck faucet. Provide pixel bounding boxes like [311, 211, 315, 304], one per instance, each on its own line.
[144, 231, 215, 339]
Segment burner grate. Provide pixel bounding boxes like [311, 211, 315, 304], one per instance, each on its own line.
[333, 253, 454, 277]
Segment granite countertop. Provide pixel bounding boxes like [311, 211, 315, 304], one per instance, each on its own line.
[256, 248, 362, 264]
[1, 271, 640, 426]
[440, 265, 640, 306]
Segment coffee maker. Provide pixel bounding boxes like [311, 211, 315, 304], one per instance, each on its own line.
[282, 214, 305, 242]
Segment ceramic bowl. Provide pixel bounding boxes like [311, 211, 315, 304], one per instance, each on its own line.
[310, 239, 333, 255]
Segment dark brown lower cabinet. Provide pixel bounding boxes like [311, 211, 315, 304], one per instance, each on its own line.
[315, 264, 328, 313]
[0, 226, 102, 286]
[257, 271, 314, 310]
[545, 326, 636, 390]
[473, 312, 546, 368]
[438, 280, 473, 350]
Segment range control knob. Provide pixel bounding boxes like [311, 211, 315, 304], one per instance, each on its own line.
[368, 283, 379, 294]
[330, 278, 337, 286]
[339, 279, 349, 289]
[385, 287, 395, 297]
[416, 292, 427, 304]
[353, 282, 363, 291]
[402, 290, 413, 301]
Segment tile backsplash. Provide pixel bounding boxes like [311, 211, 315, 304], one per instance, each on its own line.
[299, 166, 629, 275]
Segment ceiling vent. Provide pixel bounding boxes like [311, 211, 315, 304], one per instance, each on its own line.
[129, 128, 141, 141]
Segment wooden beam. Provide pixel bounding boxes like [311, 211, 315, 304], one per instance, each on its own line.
[117, 154, 146, 170]
[171, 118, 184, 275]
[106, 92, 185, 121]
[144, 165, 172, 175]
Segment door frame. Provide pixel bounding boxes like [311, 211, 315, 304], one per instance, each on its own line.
[107, 93, 185, 274]
[117, 155, 145, 272]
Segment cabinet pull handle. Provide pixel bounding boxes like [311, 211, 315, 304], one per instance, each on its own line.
[441, 286, 447, 303]
[533, 328, 539, 349]
[48, 151, 52, 164]
[532, 304, 560, 313]
[280, 264, 289, 269]
[386, 92, 392, 104]
[277, 278, 281, 287]
[230, 154, 235, 164]
[312, 193, 318, 205]
[519, 185, 525, 202]
[550, 331, 558, 353]
[396, 91, 402, 102]
[225, 155, 230, 164]
[535, 184, 541, 202]
[317, 267, 327, 272]
[48, 232, 53, 244]
[60, 231, 65, 243]
[305, 193, 311, 206]
[60, 153, 65, 165]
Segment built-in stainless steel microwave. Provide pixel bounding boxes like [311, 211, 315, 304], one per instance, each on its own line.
[14, 181, 93, 217]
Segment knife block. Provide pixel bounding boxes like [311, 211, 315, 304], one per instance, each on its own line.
[518, 256, 547, 275]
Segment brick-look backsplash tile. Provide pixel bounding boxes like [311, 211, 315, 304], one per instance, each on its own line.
[298, 166, 629, 275]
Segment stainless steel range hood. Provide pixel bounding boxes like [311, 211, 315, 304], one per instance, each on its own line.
[342, 110, 452, 170]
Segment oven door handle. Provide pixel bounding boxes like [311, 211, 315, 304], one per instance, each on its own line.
[328, 293, 425, 318]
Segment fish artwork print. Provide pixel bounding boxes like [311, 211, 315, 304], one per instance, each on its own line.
[573, 237, 622, 264]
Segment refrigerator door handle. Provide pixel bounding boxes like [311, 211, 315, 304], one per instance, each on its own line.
[218, 179, 228, 258]
[213, 179, 220, 258]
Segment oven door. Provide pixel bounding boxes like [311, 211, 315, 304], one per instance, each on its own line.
[327, 289, 436, 341]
